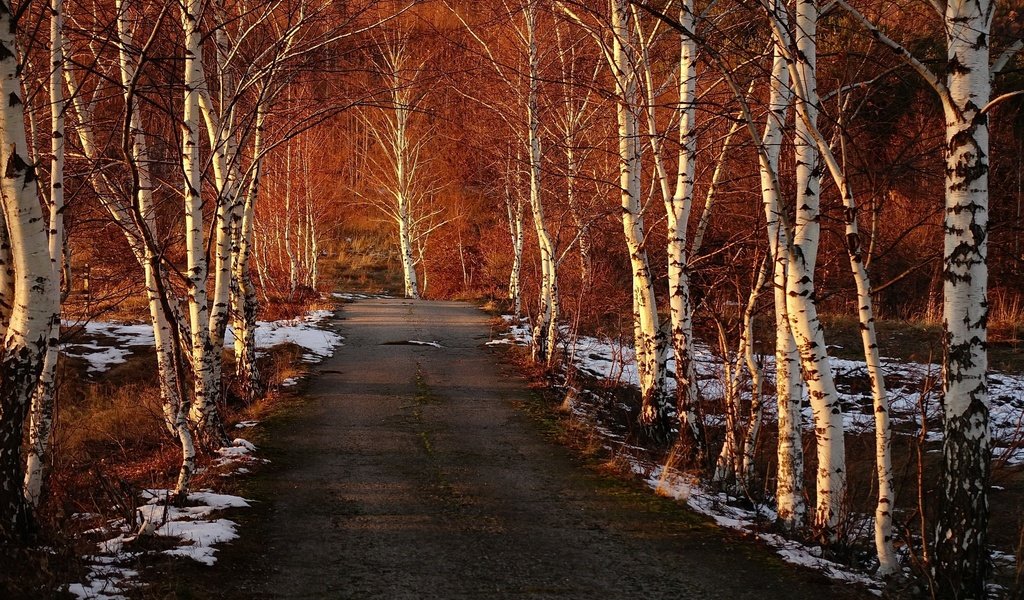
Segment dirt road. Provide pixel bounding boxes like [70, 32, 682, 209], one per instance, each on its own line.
[181, 299, 869, 599]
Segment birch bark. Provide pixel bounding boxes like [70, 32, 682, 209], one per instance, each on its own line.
[933, 2, 993, 593]
[0, 0, 59, 540]
[831, 1, 1003, 589]
[610, 0, 671, 436]
[232, 102, 266, 400]
[760, 0, 805, 530]
[780, 0, 847, 536]
[182, 0, 228, 447]
[113, 0, 196, 494]
[24, 0, 66, 507]
[524, 0, 559, 365]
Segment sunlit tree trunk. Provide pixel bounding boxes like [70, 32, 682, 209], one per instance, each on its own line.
[760, 0, 805, 530]
[232, 102, 266, 401]
[933, 3, 993, 593]
[0, 221, 11, 338]
[394, 101, 420, 299]
[504, 169, 525, 316]
[24, 0, 67, 507]
[667, 1, 702, 453]
[0, 0, 58, 540]
[524, 0, 558, 365]
[781, 0, 846, 537]
[106, 0, 197, 494]
[199, 4, 244, 416]
[182, 0, 227, 447]
[611, 0, 670, 436]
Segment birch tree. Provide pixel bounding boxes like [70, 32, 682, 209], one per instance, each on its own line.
[362, 32, 431, 300]
[24, 0, 68, 507]
[0, 0, 59, 541]
[558, 0, 672, 436]
[757, 1, 805, 529]
[836, 0, 1022, 593]
[632, 1, 704, 454]
[181, 0, 229, 447]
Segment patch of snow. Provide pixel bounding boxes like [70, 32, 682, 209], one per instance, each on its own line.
[407, 340, 442, 348]
[69, 489, 251, 596]
[495, 315, 1024, 462]
[332, 292, 392, 300]
[63, 309, 344, 374]
[225, 310, 343, 363]
[234, 420, 259, 429]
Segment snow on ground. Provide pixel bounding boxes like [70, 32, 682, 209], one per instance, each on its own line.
[63, 309, 344, 374]
[226, 309, 343, 363]
[638, 461, 882, 594]
[331, 292, 393, 301]
[492, 315, 1024, 592]
[497, 316, 1024, 464]
[68, 440, 257, 599]
[407, 340, 442, 348]
[61, 322, 156, 373]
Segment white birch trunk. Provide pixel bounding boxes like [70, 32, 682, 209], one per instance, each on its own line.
[789, 81, 898, 569]
[24, 0, 66, 506]
[666, 1, 702, 452]
[182, 0, 227, 447]
[232, 103, 265, 401]
[933, 2, 992, 593]
[505, 177, 524, 316]
[524, 0, 558, 365]
[761, 1, 805, 530]
[817, 4, 999, 577]
[0, 0, 58, 538]
[393, 98, 419, 299]
[611, 0, 670, 436]
[113, 0, 196, 494]
[782, 0, 846, 536]
[0, 221, 11, 339]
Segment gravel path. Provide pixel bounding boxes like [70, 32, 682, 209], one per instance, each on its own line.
[185, 299, 870, 599]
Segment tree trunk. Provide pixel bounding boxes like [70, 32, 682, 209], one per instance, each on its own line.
[24, 0, 66, 507]
[182, 0, 228, 448]
[611, 0, 670, 437]
[505, 175, 524, 316]
[760, 0, 805, 530]
[0, 0, 58, 540]
[665, 0, 703, 456]
[525, 0, 558, 366]
[785, 0, 846, 537]
[933, 2, 993, 595]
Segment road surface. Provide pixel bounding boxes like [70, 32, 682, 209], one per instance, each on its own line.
[177, 298, 869, 599]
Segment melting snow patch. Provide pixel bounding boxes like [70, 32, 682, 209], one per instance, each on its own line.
[408, 340, 442, 348]
[495, 315, 1024, 463]
[68, 489, 251, 597]
[63, 309, 344, 374]
[61, 322, 156, 373]
[214, 438, 266, 470]
[227, 310, 343, 363]
[332, 292, 393, 300]
[234, 420, 259, 429]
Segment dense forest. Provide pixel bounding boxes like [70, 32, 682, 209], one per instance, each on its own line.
[0, 0, 1021, 597]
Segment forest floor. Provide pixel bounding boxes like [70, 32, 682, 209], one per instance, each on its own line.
[148, 298, 873, 599]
